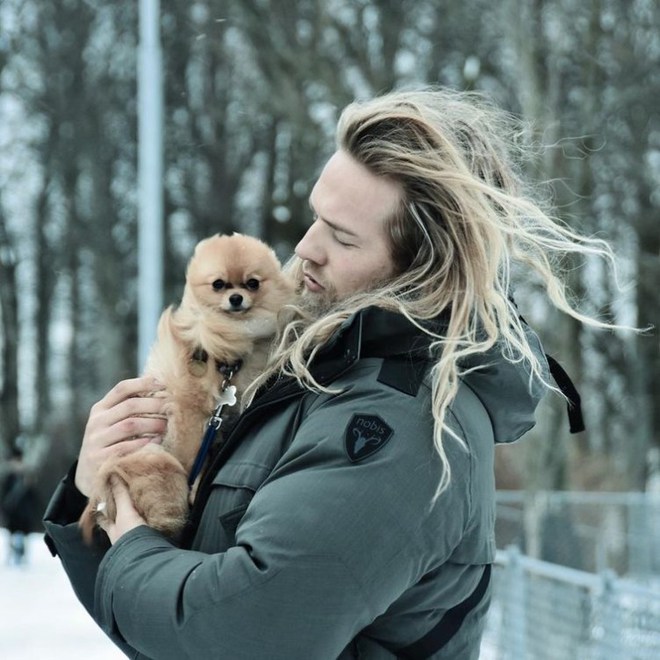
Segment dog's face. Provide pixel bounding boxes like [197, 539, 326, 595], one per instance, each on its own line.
[184, 233, 291, 317]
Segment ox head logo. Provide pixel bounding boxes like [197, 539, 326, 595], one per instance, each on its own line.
[344, 414, 394, 463]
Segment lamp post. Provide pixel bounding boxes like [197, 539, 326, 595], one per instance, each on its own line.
[137, 0, 164, 370]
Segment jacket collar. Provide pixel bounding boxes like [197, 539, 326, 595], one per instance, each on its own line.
[284, 306, 439, 388]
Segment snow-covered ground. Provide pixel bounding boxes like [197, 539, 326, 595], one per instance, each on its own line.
[0, 530, 123, 660]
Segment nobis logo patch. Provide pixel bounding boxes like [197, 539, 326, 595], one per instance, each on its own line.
[344, 414, 394, 463]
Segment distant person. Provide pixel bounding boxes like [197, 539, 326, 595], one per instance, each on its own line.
[45, 88, 611, 658]
[1, 448, 38, 565]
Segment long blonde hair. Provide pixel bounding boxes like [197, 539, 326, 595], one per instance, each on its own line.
[247, 88, 617, 494]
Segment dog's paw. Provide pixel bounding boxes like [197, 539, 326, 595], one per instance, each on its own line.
[114, 447, 190, 538]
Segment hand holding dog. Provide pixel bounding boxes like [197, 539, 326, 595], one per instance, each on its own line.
[75, 376, 167, 497]
[99, 477, 147, 544]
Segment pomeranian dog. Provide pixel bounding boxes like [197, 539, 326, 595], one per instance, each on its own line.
[79, 233, 295, 542]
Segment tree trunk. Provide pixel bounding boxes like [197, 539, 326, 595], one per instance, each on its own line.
[0, 208, 20, 456]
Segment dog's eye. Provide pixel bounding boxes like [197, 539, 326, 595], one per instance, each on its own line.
[245, 279, 260, 291]
[212, 279, 225, 291]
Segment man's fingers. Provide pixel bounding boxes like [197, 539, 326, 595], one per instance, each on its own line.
[103, 436, 164, 460]
[104, 395, 168, 427]
[89, 396, 167, 449]
[105, 413, 167, 447]
[77, 377, 167, 500]
[93, 376, 164, 412]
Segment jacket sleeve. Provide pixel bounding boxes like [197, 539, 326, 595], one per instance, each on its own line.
[43, 464, 104, 612]
[92, 377, 475, 660]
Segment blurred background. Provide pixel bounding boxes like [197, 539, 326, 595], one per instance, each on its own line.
[0, 0, 658, 592]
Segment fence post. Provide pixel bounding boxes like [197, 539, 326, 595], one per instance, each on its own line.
[628, 495, 650, 575]
[499, 545, 527, 660]
[598, 570, 623, 660]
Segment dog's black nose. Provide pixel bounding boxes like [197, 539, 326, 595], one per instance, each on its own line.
[229, 294, 243, 308]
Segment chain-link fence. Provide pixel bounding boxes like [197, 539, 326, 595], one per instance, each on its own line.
[481, 546, 660, 660]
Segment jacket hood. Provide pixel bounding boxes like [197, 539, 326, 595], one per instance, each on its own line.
[458, 324, 549, 444]
[317, 306, 549, 445]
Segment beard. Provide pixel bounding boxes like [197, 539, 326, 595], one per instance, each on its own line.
[298, 282, 339, 319]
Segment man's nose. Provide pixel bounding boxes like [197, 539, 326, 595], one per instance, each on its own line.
[295, 221, 326, 265]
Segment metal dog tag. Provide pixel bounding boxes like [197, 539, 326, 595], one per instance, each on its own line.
[208, 385, 237, 430]
[218, 385, 237, 408]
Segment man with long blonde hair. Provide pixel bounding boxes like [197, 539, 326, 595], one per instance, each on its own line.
[45, 89, 607, 659]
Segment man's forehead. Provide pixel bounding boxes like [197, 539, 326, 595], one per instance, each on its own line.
[310, 151, 401, 232]
[308, 195, 358, 236]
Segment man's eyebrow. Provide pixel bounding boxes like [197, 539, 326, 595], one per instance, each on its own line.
[308, 198, 358, 237]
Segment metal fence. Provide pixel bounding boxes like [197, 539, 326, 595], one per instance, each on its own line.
[481, 546, 660, 660]
[494, 491, 660, 575]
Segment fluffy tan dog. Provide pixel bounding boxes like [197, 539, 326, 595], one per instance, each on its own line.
[79, 233, 295, 542]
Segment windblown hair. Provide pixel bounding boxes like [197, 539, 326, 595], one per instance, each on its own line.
[246, 88, 618, 494]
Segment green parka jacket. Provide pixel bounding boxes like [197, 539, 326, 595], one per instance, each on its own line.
[43, 306, 548, 659]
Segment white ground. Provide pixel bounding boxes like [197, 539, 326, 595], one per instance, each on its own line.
[0, 530, 123, 660]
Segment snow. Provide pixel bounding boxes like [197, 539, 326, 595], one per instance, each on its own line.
[0, 530, 124, 660]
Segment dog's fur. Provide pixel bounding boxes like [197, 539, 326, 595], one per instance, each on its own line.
[79, 233, 295, 542]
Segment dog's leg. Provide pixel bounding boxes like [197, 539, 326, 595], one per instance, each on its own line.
[79, 445, 191, 543]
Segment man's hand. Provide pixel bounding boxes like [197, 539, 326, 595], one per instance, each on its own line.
[76, 376, 167, 497]
[100, 477, 147, 545]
